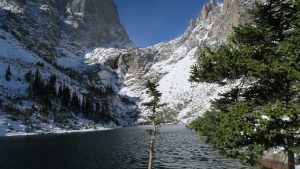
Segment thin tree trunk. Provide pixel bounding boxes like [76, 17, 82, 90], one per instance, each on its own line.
[148, 139, 154, 169]
[287, 150, 295, 169]
[148, 125, 157, 169]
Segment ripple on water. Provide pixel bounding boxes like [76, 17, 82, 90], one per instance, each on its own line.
[0, 125, 251, 169]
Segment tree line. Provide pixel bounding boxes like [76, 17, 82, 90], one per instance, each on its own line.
[25, 69, 114, 124]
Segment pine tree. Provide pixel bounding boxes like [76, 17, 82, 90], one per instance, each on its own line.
[28, 82, 33, 97]
[142, 80, 166, 169]
[94, 102, 101, 122]
[83, 96, 93, 118]
[58, 84, 63, 98]
[71, 91, 80, 113]
[25, 70, 32, 83]
[81, 97, 86, 115]
[189, 0, 300, 168]
[47, 74, 57, 97]
[95, 102, 100, 113]
[33, 68, 44, 96]
[101, 98, 110, 123]
[61, 85, 71, 107]
[5, 65, 12, 81]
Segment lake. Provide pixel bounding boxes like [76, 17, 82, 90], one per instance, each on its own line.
[0, 125, 250, 169]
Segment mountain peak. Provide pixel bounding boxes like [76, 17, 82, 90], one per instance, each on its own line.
[64, 0, 132, 47]
[199, 0, 218, 21]
[210, 0, 217, 5]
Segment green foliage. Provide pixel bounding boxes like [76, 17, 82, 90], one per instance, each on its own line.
[142, 80, 167, 169]
[253, 101, 300, 150]
[189, 0, 300, 165]
[142, 80, 166, 125]
[189, 103, 256, 158]
[5, 65, 12, 81]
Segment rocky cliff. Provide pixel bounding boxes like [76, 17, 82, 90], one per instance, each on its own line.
[210, 0, 255, 40]
[92, 0, 258, 123]
[0, 0, 132, 61]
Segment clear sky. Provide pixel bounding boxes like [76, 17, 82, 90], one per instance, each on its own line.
[114, 0, 222, 47]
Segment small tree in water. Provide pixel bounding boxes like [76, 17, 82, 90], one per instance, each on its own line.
[142, 80, 166, 169]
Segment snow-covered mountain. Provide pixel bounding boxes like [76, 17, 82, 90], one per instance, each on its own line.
[102, 0, 256, 123]
[0, 0, 132, 56]
[0, 0, 258, 136]
[0, 0, 137, 136]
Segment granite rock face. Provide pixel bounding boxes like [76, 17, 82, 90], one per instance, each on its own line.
[0, 0, 132, 60]
[209, 0, 256, 40]
[64, 0, 132, 47]
[200, 0, 218, 21]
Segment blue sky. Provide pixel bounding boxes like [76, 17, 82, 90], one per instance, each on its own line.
[115, 0, 222, 47]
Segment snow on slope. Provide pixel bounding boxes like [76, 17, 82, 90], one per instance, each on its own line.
[0, 0, 24, 14]
[0, 112, 117, 137]
[85, 47, 127, 65]
[117, 2, 231, 123]
[0, 28, 84, 97]
[78, 1, 237, 124]
[55, 47, 127, 70]
[0, 28, 41, 97]
[156, 47, 228, 123]
[0, 29, 123, 136]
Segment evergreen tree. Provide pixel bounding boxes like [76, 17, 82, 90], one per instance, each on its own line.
[189, 0, 300, 168]
[33, 68, 44, 96]
[95, 102, 100, 114]
[61, 85, 71, 107]
[142, 80, 166, 169]
[71, 91, 80, 113]
[58, 84, 63, 98]
[100, 98, 110, 123]
[25, 70, 32, 83]
[83, 96, 93, 118]
[94, 102, 101, 122]
[47, 74, 57, 97]
[81, 97, 86, 115]
[28, 82, 33, 97]
[5, 65, 12, 81]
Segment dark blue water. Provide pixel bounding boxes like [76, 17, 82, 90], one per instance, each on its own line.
[0, 125, 250, 169]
